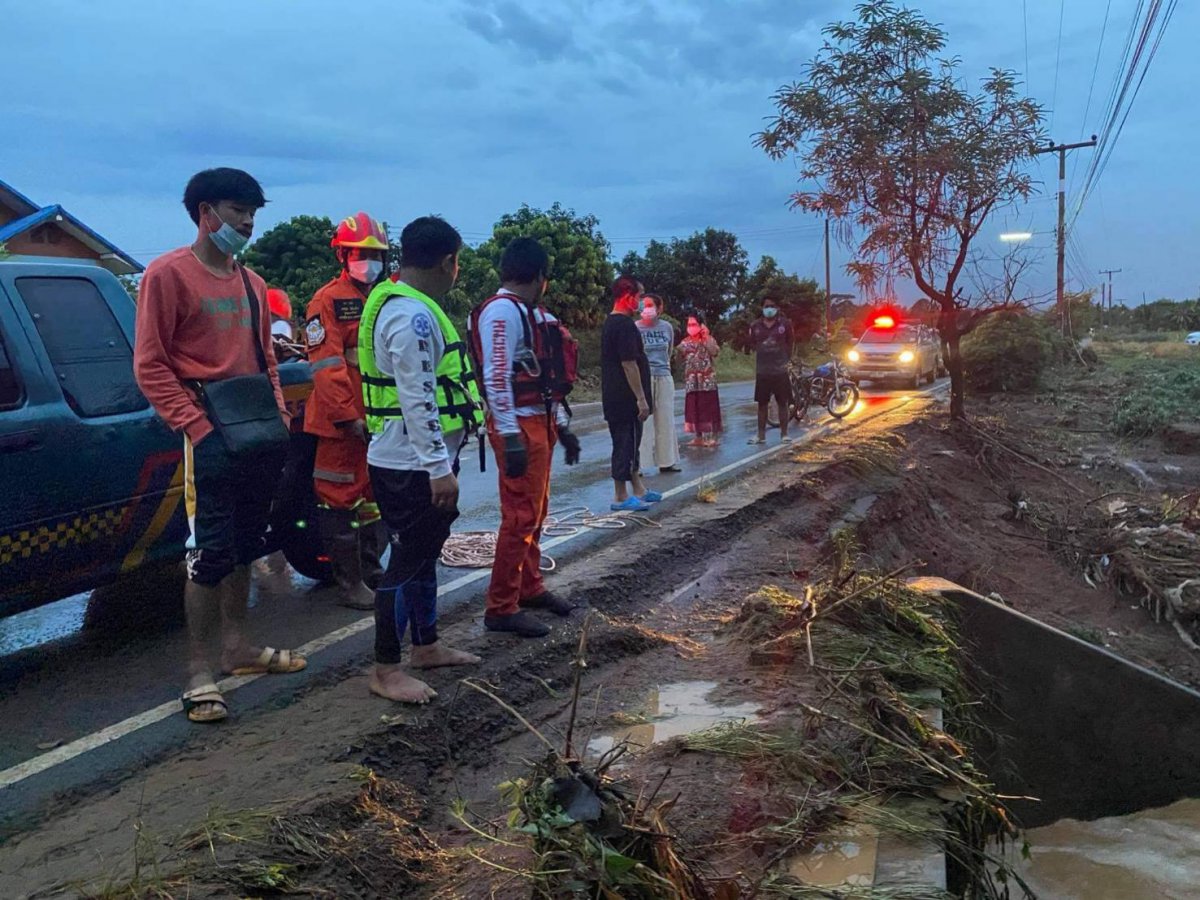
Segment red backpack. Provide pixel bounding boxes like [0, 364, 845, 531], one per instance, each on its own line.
[466, 295, 578, 413]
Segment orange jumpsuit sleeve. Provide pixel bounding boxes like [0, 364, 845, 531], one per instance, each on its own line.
[304, 292, 359, 426]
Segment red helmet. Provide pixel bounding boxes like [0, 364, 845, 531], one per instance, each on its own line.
[331, 212, 388, 250]
[266, 288, 292, 319]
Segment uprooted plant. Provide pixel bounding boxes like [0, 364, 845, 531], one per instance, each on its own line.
[706, 545, 1032, 899]
[456, 614, 721, 899]
[1034, 491, 1200, 650]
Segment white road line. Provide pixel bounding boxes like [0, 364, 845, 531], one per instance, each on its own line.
[0, 384, 944, 791]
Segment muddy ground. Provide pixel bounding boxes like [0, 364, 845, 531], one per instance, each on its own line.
[5, 362, 1199, 899]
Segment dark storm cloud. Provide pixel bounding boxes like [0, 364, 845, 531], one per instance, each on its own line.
[460, 1, 581, 62]
[1, 0, 1195, 300]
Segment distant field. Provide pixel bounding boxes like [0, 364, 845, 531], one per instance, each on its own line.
[1092, 341, 1200, 436]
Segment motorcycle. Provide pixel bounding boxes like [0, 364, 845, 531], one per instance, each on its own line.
[790, 358, 861, 421]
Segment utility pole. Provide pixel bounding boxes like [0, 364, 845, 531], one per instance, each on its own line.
[823, 215, 832, 339]
[1034, 137, 1097, 335]
[1099, 268, 1121, 327]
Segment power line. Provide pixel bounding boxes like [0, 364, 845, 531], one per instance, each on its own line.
[1069, 0, 1115, 197]
[1050, 0, 1067, 130]
[1079, 0, 1114, 138]
[1069, 0, 1176, 230]
[1022, 0, 1032, 92]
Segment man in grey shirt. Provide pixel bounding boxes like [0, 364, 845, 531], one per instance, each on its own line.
[636, 294, 681, 472]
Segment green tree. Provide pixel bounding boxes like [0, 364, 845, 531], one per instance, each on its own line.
[621, 228, 749, 324]
[0, 241, 9, 260]
[241, 215, 340, 317]
[756, 1, 1045, 418]
[444, 244, 499, 321]
[462, 204, 613, 328]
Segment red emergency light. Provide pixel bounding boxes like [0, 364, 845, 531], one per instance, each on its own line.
[872, 315, 896, 329]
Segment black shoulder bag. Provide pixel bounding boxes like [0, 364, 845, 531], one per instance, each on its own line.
[193, 267, 290, 458]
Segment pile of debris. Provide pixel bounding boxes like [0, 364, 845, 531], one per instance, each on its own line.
[1068, 492, 1200, 648]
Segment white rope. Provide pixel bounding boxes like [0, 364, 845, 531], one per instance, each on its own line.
[439, 506, 661, 572]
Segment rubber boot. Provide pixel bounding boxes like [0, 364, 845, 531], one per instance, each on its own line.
[358, 518, 388, 591]
[318, 509, 376, 610]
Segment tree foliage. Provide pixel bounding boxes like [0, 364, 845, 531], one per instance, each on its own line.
[961, 311, 1052, 393]
[620, 228, 749, 324]
[241, 215, 341, 316]
[756, 0, 1045, 417]
[466, 204, 613, 328]
[445, 244, 499, 321]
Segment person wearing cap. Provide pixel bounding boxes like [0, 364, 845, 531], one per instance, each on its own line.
[303, 213, 390, 609]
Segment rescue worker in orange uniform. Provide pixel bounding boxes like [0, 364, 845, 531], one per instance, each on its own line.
[304, 212, 390, 609]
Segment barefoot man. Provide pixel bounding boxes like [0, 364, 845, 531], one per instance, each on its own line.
[359, 216, 484, 703]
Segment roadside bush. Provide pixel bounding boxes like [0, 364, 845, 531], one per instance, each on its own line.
[1112, 367, 1200, 436]
[961, 312, 1052, 393]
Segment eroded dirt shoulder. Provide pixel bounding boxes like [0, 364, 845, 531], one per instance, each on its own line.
[10, 382, 1194, 899]
[5, 402, 908, 899]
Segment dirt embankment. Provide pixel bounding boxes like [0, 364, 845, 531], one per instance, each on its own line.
[7, 372, 1198, 899]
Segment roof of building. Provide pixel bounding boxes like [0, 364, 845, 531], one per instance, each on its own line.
[0, 179, 143, 275]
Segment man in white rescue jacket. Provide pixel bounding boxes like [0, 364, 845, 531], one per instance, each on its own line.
[474, 238, 581, 638]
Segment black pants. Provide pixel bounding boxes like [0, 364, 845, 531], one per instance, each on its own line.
[754, 373, 793, 407]
[368, 466, 458, 664]
[185, 435, 282, 585]
[606, 415, 644, 482]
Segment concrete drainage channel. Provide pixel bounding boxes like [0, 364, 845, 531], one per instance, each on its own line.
[910, 577, 1200, 898]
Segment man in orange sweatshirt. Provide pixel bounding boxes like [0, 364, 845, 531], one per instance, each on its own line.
[303, 213, 389, 610]
[133, 168, 306, 724]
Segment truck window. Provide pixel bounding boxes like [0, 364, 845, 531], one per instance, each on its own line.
[15, 277, 148, 418]
[0, 331, 22, 409]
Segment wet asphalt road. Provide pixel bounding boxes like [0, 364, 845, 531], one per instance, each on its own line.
[0, 378, 945, 829]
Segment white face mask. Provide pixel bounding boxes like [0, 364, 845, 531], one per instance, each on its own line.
[349, 258, 383, 284]
[642, 306, 658, 320]
[205, 208, 249, 256]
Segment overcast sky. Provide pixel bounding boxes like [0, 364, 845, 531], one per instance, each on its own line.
[4, 0, 1194, 304]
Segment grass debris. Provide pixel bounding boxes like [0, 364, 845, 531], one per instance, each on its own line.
[696, 564, 1032, 899]
[459, 615, 719, 899]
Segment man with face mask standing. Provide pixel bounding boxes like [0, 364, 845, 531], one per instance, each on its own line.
[134, 168, 306, 724]
[748, 296, 795, 445]
[304, 213, 390, 610]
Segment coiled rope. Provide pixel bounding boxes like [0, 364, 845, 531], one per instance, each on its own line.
[439, 505, 661, 572]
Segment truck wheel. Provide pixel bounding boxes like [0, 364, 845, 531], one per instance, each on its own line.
[924, 362, 936, 385]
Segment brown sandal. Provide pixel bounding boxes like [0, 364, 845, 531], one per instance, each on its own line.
[227, 646, 307, 676]
[181, 684, 228, 723]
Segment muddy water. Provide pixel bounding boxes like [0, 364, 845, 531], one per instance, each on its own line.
[786, 822, 880, 886]
[587, 680, 759, 757]
[1011, 798, 1200, 899]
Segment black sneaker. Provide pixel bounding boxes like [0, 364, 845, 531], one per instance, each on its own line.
[520, 591, 576, 617]
[485, 611, 551, 637]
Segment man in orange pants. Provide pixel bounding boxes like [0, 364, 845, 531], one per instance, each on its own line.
[470, 238, 582, 637]
[304, 212, 389, 609]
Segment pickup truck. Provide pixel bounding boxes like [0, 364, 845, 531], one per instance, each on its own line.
[0, 260, 329, 619]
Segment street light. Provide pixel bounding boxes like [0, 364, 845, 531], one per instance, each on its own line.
[999, 231, 1033, 243]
